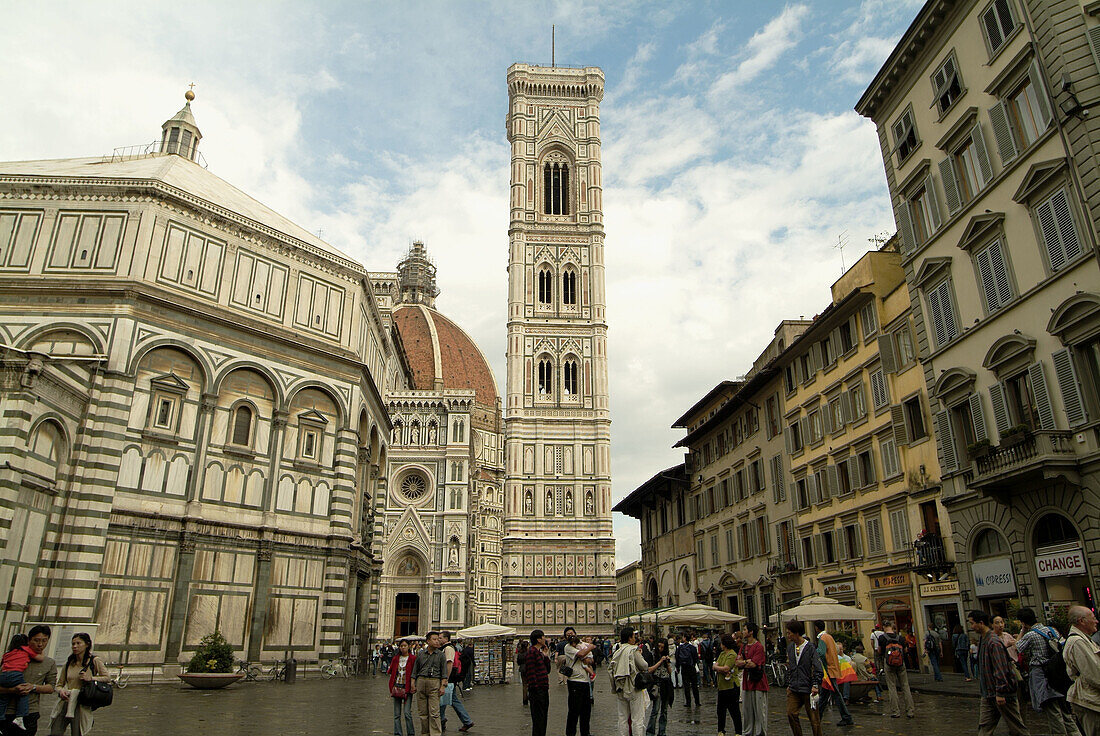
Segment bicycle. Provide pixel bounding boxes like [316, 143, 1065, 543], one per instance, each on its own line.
[320, 658, 350, 679]
[109, 664, 129, 689]
[265, 659, 286, 681]
[766, 659, 788, 688]
[236, 659, 262, 681]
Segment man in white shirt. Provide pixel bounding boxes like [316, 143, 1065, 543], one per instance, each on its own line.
[1064, 606, 1100, 735]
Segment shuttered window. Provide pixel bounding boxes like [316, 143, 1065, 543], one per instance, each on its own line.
[974, 239, 1014, 312]
[726, 528, 735, 561]
[892, 108, 919, 164]
[924, 279, 960, 348]
[1052, 348, 1088, 428]
[771, 455, 785, 503]
[1035, 189, 1083, 274]
[889, 508, 911, 552]
[981, 0, 1016, 56]
[870, 369, 889, 409]
[932, 54, 963, 115]
[880, 436, 901, 479]
[866, 516, 885, 554]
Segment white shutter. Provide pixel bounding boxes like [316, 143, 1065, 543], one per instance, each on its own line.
[934, 409, 958, 473]
[971, 124, 994, 186]
[938, 157, 962, 214]
[879, 334, 898, 373]
[988, 102, 1019, 165]
[1029, 61, 1054, 132]
[1052, 348, 1088, 428]
[969, 392, 989, 443]
[989, 382, 1011, 435]
[1029, 361, 1056, 431]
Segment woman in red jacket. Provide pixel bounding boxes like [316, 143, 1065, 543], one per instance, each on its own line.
[388, 640, 417, 736]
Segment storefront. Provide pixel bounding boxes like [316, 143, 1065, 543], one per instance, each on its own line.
[1035, 543, 1094, 611]
[971, 555, 1017, 618]
[869, 572, 916, 666]
[919, 580, 963, 672]
[822, 579, 859, 637]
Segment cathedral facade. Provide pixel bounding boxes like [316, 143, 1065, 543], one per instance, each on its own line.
[0, 62, 614, 666]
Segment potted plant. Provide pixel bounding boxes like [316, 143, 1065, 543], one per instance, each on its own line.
[967, 438, 992, 459]
[178, 631, 244, 689]
[1000, 424, 1032, 448]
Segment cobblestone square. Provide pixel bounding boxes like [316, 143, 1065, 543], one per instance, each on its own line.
[82, 675, 1045, 736]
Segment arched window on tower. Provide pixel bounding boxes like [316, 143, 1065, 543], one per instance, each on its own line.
[562, 269, 577, 306]
[563, 360, 579, 398]
[538, 268, 553, 305]
[538, 359, 553, 397]
[543, 161, 570, 215]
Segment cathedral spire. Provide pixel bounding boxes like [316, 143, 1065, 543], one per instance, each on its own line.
[160, 86, 203, 162]
[396, 240, 440, 308]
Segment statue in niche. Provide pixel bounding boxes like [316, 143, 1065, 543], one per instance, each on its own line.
[585, 492, 595, 516]
[427, 422, 437, 445]
[564, 491, 574, 515]
[392, 423, 402, 444]
[524, 491, 534, 515]
[448, 541, 459, 568]
[410, 423, 420, 445]
[544, 491, 553, 515]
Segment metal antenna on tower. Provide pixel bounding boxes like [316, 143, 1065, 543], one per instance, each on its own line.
[834, 230, 849, 274]
[552, 25, 556, 67]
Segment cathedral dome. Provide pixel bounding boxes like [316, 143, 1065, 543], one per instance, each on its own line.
[392, 304, 499, 406]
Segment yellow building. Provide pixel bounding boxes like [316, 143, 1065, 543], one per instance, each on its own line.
[775, 246, 953, 659]
[615, 561, 644, 619]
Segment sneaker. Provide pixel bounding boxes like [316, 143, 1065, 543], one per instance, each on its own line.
[11, 717, 25, 730]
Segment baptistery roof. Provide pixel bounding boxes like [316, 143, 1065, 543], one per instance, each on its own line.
[392, 303, 499, 406]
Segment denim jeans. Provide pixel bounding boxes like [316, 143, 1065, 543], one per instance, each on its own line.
[646, 694, 668, 736]
[392, 695, 415, 736]
[0, 672, 28, 718]
[440, 683, 472, 728]
[928, 650, 943, 680]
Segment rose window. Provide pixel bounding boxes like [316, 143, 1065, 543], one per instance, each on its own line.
[400, 472, 427, 501]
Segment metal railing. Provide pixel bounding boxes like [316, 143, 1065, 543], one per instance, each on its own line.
[102, 140, 208, 168]
[975, 430, 1075, 477]
[911, 533, 952, 572]
[768, 556, 799, 576]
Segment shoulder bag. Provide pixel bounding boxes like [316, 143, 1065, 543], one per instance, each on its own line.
[78, 658, 114, 711]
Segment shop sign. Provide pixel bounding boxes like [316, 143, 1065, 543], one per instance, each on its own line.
[919, 580, 960, 598]
[972, 557, 1016, 597]
[871, 573, 909, 590]
[1035, 547, 1087, 578]
[823, 581, 855, 597]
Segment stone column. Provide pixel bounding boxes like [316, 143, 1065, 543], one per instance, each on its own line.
[163, 531, 197, 670]
[329, 427, 358, 534]
[262, 410, 289, 513]
[185, 393, 218, 502]
[247, 541, 274, 662]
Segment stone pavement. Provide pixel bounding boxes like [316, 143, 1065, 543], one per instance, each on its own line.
[85, 674, 1044, 735]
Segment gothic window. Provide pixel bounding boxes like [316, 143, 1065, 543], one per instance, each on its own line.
[538, 268, 553, 305]
[538, 359, 553, 397]
[563, 360, 579, 397]
[562, 269, 577, 306]
[452, 419, 465, 443]
[230, 404, 253, 447]
[544, 161, 570, 215]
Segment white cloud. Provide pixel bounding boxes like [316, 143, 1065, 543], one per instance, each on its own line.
[711, 4, 810, 96]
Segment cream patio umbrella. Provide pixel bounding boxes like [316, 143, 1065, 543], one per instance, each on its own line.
[655, 602, 746, 625]
[775, 595, 875, 622]
[455, 623, 517, 639]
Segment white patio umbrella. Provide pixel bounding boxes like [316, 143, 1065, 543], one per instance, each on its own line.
[775, 595, 875, 622]
[396, 634, 426, 641]
[455, 623, 517, 639]
[656, 603, 746, 625]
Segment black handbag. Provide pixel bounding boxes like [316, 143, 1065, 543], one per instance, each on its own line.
[633, 671, 655, 690]
[78, 660, 113, 710]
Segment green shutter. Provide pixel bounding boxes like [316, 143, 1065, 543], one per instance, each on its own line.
[934, 409, 957, 473]
[969, 392, 989, 443]
[1029, 61, 1054, 132]
[1029, 361, 1056, 431]
[989, 382, 1011, 435]
[988, 102, 1018, 165]
[938, 157, 962, 214]
[891, 404, 910, 446]
[971, 123, 994, 186]
[1051, 348, 1088, 428]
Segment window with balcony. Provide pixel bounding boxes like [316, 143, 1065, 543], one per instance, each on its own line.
[1004, 369, 1041, 430]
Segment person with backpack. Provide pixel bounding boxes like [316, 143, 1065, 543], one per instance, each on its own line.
[922, 626, 944, 682]
[877, 621, 915, 719]
[1063, 606, 1100, 735]
[700, 635, 714, 687]
[1015, 607, 1081, 736]
[969, 610, 1030, 736]
[439, 631, 475, 733]
[675, 634, 700, 707]
[610, 628, 661, 736]
[812, 620, 854, 727]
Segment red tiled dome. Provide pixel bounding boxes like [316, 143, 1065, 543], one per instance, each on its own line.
[392, 304, 499, 406]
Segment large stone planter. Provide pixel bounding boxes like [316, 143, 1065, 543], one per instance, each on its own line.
[178, 672, 245, 689]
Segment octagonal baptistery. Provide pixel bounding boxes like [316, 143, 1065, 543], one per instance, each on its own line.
[375, 252, 505, 638]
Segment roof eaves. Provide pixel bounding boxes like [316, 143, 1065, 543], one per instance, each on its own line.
[671, 380, 738, 428]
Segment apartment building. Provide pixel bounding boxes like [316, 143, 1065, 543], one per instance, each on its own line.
[774, 247, 951, 654]
[673, 321, 811, 624]
[616, 561, 644, 619]
[857, 0, 1100, 618]
[613, 464, 693, 611]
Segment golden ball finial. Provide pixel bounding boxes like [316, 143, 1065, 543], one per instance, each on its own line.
[185, 83, 196, 102]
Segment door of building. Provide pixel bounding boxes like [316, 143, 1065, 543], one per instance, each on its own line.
[925, 603, 961, 671]
[395, 593, 419, 637]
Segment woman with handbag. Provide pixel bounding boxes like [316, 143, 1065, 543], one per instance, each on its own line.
[712, 633, 742, 736]
[645, 639, 673, 736]
[388, 640, 417, 736]
[49, 633, 108, 736]
[737, 623, 769, 736]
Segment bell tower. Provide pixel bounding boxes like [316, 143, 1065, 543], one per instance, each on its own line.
[500, 64, 615, 633]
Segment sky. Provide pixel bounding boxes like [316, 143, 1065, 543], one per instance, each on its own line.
[1, 0, 923, 567]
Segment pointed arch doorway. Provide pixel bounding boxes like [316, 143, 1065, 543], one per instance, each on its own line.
[395, 593, 420, 637]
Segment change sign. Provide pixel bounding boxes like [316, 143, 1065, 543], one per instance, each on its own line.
[1035, 547, 1087, 578]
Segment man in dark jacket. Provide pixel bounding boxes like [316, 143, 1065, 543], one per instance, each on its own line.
[969, 610, 1030, 736]
[785, 620, 823, 736]
[460, 644, 475, 690]
[675, 634, 701, 707]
